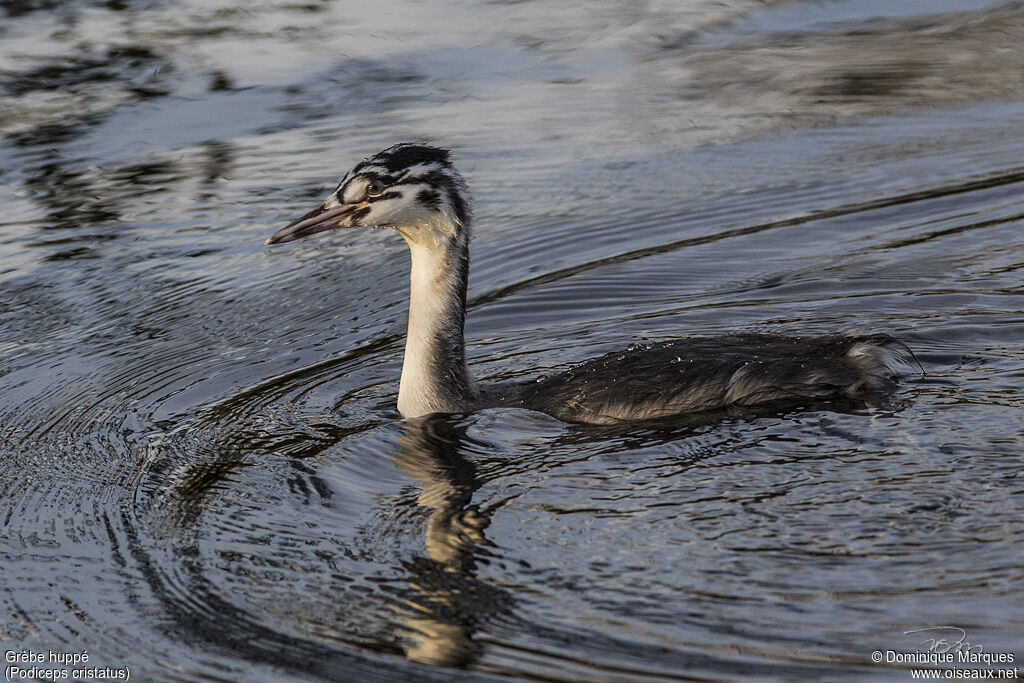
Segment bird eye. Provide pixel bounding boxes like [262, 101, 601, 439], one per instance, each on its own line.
[365, 180, 384, 198]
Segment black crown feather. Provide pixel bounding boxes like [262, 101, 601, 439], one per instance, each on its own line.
[375, 143, 452, 172]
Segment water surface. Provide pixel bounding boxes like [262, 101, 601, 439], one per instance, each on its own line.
[2, 0, 1023, 680]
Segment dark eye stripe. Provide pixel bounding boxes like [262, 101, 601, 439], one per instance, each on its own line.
[393, 170, 455, 189]
[368, 191, 401, 202]
[395, 171, 468, 224]
[417, 188, 441, 209]
[337, 171, 402, 196]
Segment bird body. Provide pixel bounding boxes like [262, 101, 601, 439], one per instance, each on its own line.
[266, 144, 906, 424]
[492, 333, 902, 424]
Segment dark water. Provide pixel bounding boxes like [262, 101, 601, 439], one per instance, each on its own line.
[2, 0, 1023, 680]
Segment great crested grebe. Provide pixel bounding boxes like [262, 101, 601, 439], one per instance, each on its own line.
[265, 143, 908, 424]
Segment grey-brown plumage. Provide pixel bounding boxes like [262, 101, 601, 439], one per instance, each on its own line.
[492, 333, 904, 424]
[265, 144, 910, 425]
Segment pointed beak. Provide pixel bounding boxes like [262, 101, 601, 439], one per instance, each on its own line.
[264, 203, 361, 245]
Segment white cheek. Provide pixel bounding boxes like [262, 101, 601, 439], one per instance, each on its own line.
[362, 198, 401, 224]
[342, 183, 366, 204]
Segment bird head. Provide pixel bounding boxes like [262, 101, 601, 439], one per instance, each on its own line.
[265, 143, 471, 248]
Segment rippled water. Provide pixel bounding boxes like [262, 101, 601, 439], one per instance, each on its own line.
[2, 0, 1023, 680]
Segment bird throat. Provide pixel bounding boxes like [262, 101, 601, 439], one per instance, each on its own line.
[397, 234, 477, 417]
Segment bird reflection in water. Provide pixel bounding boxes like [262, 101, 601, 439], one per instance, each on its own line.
[388, 416, 498, 667]
[148, 410, 505, 669]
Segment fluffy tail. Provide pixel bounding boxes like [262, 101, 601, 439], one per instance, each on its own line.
[843, 332, 922, 395]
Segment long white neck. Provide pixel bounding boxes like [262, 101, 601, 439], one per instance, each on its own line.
[397, 230, 477, 418]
